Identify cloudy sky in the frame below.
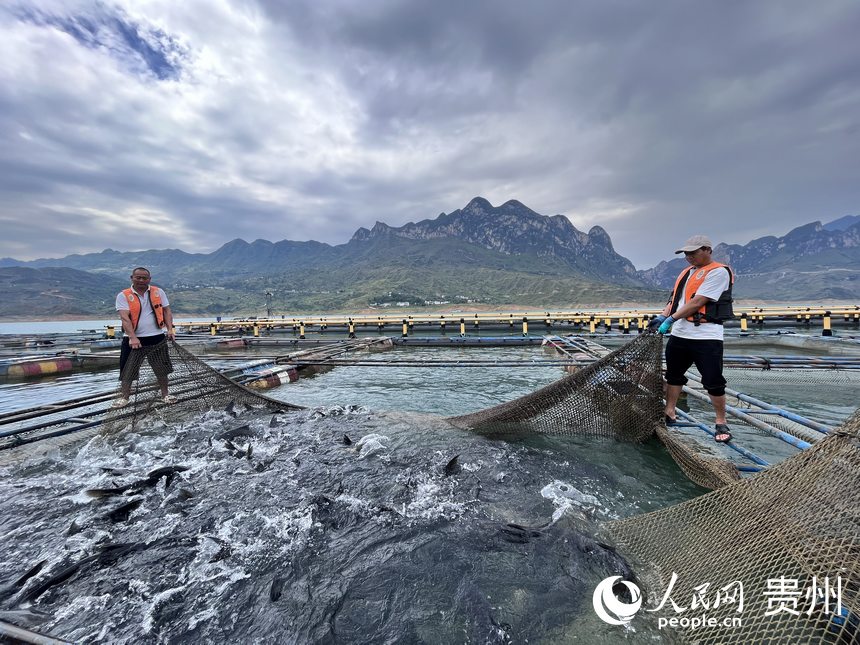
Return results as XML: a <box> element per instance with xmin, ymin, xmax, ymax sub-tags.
<box><xmin>2</xmin><ymin>0</ymin><xmax>858</xmax><ymax>268</ymax></box>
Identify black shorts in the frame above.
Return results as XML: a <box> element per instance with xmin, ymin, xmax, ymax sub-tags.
<box><xmin>664</xmin><ymin>335</ymin><xmax>726</xmax><ymax>396</ymax></box>
<box><xmin>119</xmin><ymin>335</ymin><xmax>173</xmax><ymax>383</ymax></box>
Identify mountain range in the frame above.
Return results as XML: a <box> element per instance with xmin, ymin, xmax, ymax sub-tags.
<box><xmin>1</xmin><ymin>199</ymin><xmax>857</xmax><ymax>317</ymax></box>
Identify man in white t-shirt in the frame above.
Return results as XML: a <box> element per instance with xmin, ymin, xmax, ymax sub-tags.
<box><xmin>113</xmin><ymin>267</ymin><xmax>177</xmax><ymax>407</ymax></box>
<box><xmin>649</xmin><ymin>235</ymin><xmax>735</xmax><ymax>443</ymax></box>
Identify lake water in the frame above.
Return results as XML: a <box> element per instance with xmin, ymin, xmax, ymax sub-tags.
<box><xmin>0</xmin><ymin>323</ymin><xmax>857</xmax><ymax>643</ymax></box>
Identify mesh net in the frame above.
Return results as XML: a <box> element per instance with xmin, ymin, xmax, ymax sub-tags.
<box><xmin>447</xmin><ymin>332</ymin><xmax>748</xmax><ymax>490</ymax></box>
<box><xmin>447</xmin><ymin>333</ymin><xmax>664</xmax><ymax>440</ymax></box>
<box><xmin>656</xmin><ymin>424</ymin><xmax>743</xmax><ymax>490</ymax></box>
<box><xmin>606</xmin><ymin>407</ymin><xmax>860</xmax><ymax>644</ymax></box>
<box><xmin>103</xmin><ymin>339</ymin><xmax>301</xmax><ymax>433</ymax></box>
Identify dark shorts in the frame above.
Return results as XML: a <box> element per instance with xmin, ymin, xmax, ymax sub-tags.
<box><xmin>119</xmin><ymin>335</ymin><xmax>173</xmax><ymax>383</ymax></box>
<box><xmin>664</xmin><ymin>335</ymin><xmax>727</xmax><ymax>396</ymax></box>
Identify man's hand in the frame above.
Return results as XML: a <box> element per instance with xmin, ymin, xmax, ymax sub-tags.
<box><xmin>129</xmin><ymin>336</ymin><xmax>142</xmax><ymax>349</ymax></box>
<box><xmin>647</xmin><ymin>315</ymin><xmax>667</xmax><ymax>331</ymax></box>
<box><xmin>658</xmin><ymin>317</ymin><xmax>675</xmax><ymax>335</ymax></box>
<box><xmin>167</xmin><ymin>328</ymin><xmax>176</xmax><ymax>341</ymax></box>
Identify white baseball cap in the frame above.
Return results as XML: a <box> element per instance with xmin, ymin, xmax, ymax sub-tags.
<box><xmin>675</xmin><ymin>235</ymin><xmax>713</xmax><ymax>254</ymax></box>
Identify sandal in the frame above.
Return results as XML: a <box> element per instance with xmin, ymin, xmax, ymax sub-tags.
<box><xmin>664</xmin><ymin>414</ymin><xmax>678</xmax><ymax>426</ymax></box>
<box><xmin>714</xmin><ymin>424</ymin><xmax>733</xmax><ymax>443</ymax></box>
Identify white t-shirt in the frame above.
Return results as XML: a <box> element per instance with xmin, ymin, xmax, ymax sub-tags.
<box><xmin>116</xmin><ymin>287</ymin><xmax>169</xmax><ymax>338</ymax></box>
<box><xmin>670</xmin><ymin>266</ymin><xmax>730</xmax><ymax>341</ymax></box>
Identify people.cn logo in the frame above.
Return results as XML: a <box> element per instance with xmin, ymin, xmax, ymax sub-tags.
<box><xmin>592</xmin><ymin>576</ymin><xmax>643</xmax><ymax>625</ymax></box>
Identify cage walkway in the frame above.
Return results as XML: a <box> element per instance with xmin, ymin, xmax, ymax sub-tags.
<box><xmin>0</xmin><ymin>338</ymin><xmax>390</xmax><ymax>453</ymax></box>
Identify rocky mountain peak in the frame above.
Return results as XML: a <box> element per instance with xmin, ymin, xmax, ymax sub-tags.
<box><xmin>587</xmin><ymin>226</ymin><xmax>613</xmax><ymax>249</ymax></box>
<box><xmin>370</xmin><ymin>222</ymin><xmax>392</xmax><ymax>235</ymax></box>
<box><xmin>638</xmin><ymin>218</ymin><xmax>860</xmax><ymax>294</ymax></box>
<box><xmin>345</xmin><ymin>197</ymin><xmax>641</xmax><ymax>285</ymax></box>
<box><xmin>350</xmin><ymin>227</ymin><xmax>372</xmax><ymax>242</ymax></box>
<box><xmin>464</xmin><ymin>196</ymin><xmax>493</xmax><ymax>213</ymax></box>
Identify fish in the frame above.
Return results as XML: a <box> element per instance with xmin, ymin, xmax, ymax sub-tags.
<box><xmin>84</xmin><ymin>465</ymin><xmax>189</xmax><ymax>497</ymax></box>
<box><xmin>216</xmin><ymin>425</ymin><xmax>255</xmax><ymax>441</ymax></box>
<box><xmin>147</xmin><ymin>465</ymin><xmax>190</xmax><ymax>489</ymax></box>
<box><xmin>222</xmin><ymin>439</ymin><xmax>252</xmax><ymax>459</ymax></box>
<box><xmin>252</xmin><ymin>457</ymin><xmax>276</xmax><ymax>473</ymax></box>
<box><xmin>270</xmin><ymin>576</ymin><xmax>286</xmax><ymax>602</ymax></box>
<box><xmin>103</xmin><ymin>497</ymin><xmax>144</xmax><ymax>522</ymax></box>
<box><xmin>0</xmin><ymin>559</ymin><xmax>47</xmax><ymax>601</ymax></box>
<box><xmin>225</xmin><ymin>401</ymin><xmax>238</xmax><ymax>417</ymax></box>
<box><xmin>443</xmin><ymin>455</ymin><xmax>460</xmax><ymax>476</ymax></box>
<box><xmin>99</xmin><ymin>467</ymin><xmax>131</xmax><ymax>476</ymax></box>
<box><xmin>12</xmin><ymin>560</ymin><xmax>47</xmax><ymax>588</ymax></box>
<box><xmin>21</xmin><ymin>561</ymin><xmax>84</xmax><ymax>602</ymax></box>
<box><xmin>97</xmin><ymin>542</ymin><xmax>145</xmax><ymax>561</ymax></box>
<box><xmin>499</xmin><ymin>522</ymin><xmax>544</xmax><ymax>544</ymax></box>
<box><xmin>21</xmin><ymin>541</ymin><xmax>147</xmax><ymax>602</ymax></box>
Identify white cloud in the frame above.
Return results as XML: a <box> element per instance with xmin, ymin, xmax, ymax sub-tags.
<box><xmin>1</xmin><ymin>0</ymin><xmax>858</xmax><ymax>267</ymax></box>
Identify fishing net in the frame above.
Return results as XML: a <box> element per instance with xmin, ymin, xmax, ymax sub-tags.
<box><xmin>103</xmin><ymin>339</ymin><xmax>302</xmax><ymax>433</ymax></box>
<box><xmin>446</xmin><ymin>332</ymin><xmax>749</xmax><ymax>490</ymax></box>
<box><xmin>606</xmin><ymin>407</ymin><xmax>860</xmax><ymax>644</ymax></box>
<box><xmin>655</xmin><ymin>424</ymin><xmax>743</xmax><ymax>490</ymax></box>
<box><xmin>447</xmin><ymin>333</ymin><xmax>664</xmax><ymax>440</ymax></box>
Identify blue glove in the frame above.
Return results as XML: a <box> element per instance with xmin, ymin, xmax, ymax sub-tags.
<box><xmin>658</xmin><ymin>317</ymin><xmax>675</xmax><ymax>335</ymax></box>
<box><xmin>647</xmin><ymin>315</ymin><xmax>667</xmax><ymax>331</ymax></box>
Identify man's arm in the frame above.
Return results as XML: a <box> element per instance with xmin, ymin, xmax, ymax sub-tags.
<box><xmin>119</xmin><ymin>310</ymin><xmax>141</xmax><ymax>349</ymax></box>
<box><xmin>163</xmin><ymin>305</ymin><xmax>176</xmax><ymax>340</ymax></box>
<box><xmin>668</xmin><ymin>294</ymin><xmax>712</xmax><ymax>322</ymax></box>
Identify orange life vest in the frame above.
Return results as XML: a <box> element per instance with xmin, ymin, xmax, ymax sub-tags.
<box><xmin>122</xmin><ymin>286</ymin><xmax>166</xmax><ymax>331</ymax></box>
<box><xmin>669</xmin><ymin>262</ymin><xmax>735</xmax><ymax>324</ymax></box>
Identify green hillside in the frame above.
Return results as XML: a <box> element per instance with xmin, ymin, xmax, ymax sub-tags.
<box><xmin>0</xmin><ymin>267</ymin><xmax>127</xmax><ymax>317</ymax></box>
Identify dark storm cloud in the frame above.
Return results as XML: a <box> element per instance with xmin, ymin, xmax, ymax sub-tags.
<box><xmin>254</xmin><ymin>0</ymin><xmax>860</xmax><ymax>265</ymax></box>
<box><xmin>2</xmin><ymin>0</ymin><xmax>858</xmax><ymax>267</ymax></box>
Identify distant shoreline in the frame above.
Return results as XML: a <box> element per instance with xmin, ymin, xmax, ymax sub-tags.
<box><xmin>1</xmin><ymin>299</ymin><xmax>856</xmax><ymax>324</ymax></box>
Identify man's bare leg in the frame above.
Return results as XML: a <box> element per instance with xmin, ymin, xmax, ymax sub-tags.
<box><xmin>664</xmin><ymin>384</ymin><xmax>683</xmax><ymax>422</ymax></box>
<box><xmin>710</xmin><ymin>393</ymin><xmax>732</xmax><ymax>442</ymax></box>
<box><xmin>709</xmin><ymin>393</ymin><xmax>727</xmax><ymax>425</ymax></box>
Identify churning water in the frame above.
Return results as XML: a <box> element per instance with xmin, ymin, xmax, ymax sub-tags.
<box><xmin>0</xmin><ymin>400</ymin><xmax>701</xmax><ymax>643</ymax></box>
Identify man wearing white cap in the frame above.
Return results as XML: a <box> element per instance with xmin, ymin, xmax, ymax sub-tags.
<box><xmin>648</xmin><ymin>235</ymin><xmax>735</xmax><ymax>443</ymax></box>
